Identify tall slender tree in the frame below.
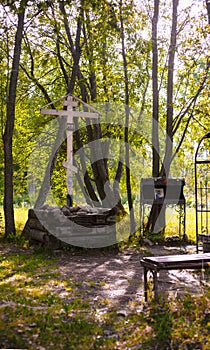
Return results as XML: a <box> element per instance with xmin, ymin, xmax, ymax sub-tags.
<box><xmin>162</xmin><ymin>0</ymin><xmax>179</xmax><ymax>177</ymax></box>
<box><xmin>119</xmin><ymin>0</ymin><xmax>135</xmax><ymax>233</ymax></box>
<box><xmin>3</xmin><ymin>0</ymin><xmax>28</xmax><ymax>236</ymax></box>
<box><xmin>152</xmin><ymin>0</ymin><xmax>160</xmax><ymax>178</ymax></box>
<box><xmin>145</xmin><ymin>0</ymin><xmax>209</xmax><ymax>234</ymax></box>
<box><xmin>206</xmin><ymin>0</ymin><xmax>210</xmax><ymax>24</ymax></box>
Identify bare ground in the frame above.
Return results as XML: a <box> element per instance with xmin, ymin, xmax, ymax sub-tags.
<box><xmin>1</xmin><ymin>242</ymin><xmax>209</xmax><ymax>313</ymax></box>
<box><xmin>51</xmin><ymin>244</ymin><xmax>209</xmax><ymax>311</ymax></box>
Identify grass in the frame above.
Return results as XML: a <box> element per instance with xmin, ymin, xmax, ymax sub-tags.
<box><xmin>0</xmin><ymin>246</ymin><xmax>102</xmax><ymax>349</ymax></box>
<box><xmin>14</xmin><ymin>207</ymin><xmax>29</xmax><ymax>232</ymax></box>
<box><xmin>0</xmin><ymin>206</ymin><xmax>210</xmax><ymax>348</ymax></box>
<box><xmin>0</xmin><ymin>241</ymin><xmax>209</xmax><ymax>349</ymax></box>
<box><xmin>0</xmin><ymin>206</ymin><xmax>28</xmax><ymax>233</ymax></box>
<box><xmin>165</xmin><ymin>207</ymin><xmax>196</xmax><ymax>241</ymax></box>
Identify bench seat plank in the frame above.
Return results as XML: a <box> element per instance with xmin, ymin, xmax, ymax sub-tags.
<box><xmin>141</xmin><ymin>253</ymin><xmax>210</xmax><ymax>270</ymax></box>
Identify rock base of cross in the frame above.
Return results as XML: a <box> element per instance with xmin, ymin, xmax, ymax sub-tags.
<box><xmin>22</xmin><ymin>204</ymin><xmax>117</xmax><ymax>249</ymax></box>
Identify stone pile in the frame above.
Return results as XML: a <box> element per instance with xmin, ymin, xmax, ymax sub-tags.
<box><xmin>23</xmin><ymin>204</ymin><xmax>117</xmax><ymax>249</ymax></box>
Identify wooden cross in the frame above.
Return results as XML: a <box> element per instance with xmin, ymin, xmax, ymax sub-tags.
<box><xmin>40</xmin><ymin>94</ymin><xmax>100</xmax><ymax>206</ymax></box>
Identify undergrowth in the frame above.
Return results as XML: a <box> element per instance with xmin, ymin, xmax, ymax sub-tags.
<box><xmin>0</xmin><ymin>206</ymin><xmax>209</xmax><ymax>348</ymax></box>
<box><xmin>0</xmin><ymin>238</ymin><xmax>209</xmax><ymax>349</ymax></box>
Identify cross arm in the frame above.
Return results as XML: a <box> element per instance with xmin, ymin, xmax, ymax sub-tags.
<box><xmin>40</xmin><ymin>109</ymin><xmax>99</xmax><ymax>119</ymax></box>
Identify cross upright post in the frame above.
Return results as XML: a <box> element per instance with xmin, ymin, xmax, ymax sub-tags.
<box><xmin>63</xmin><ymin>95</ymin><xmax>78</xmax><ymax>206</ymax></box>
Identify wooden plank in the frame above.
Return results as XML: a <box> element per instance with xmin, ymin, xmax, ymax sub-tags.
<box><xmin>62</xmin><ymin>100</ymin><xmax>78</xmax><ymax>107</ymax></box>
<box><xmin>40</xmin><ymin>109</ymin><xmax>99</xmax><ymax>118</ymax></box>
<box><xmin>141</xmin><ymin>261</ymin><xmax>210</xmax><ymax>271</ymax></box>
<box><xmin>141</xmin><ymin>253</ymin><xmax>210</xmax><ymax>271</ymax></box>
<box><xmin>40</xmin><ymin>109</ymin><xmax>70</xmax><ymax>116</ymax></box>
<box><xmin>30</xmin><ymin>229</ymin><xmax>48</xmax><ymax>242</ymax></box>
<box><xmin>143</xmin><ymin>253</ymin><xmax>210</xmax><ymax>264</ymax></box>
<box><xmin>62</xmin><ymin>160</ymin><xmax>78</xmax><ymax>173</ymax></box>
<box><xmin>28</xmin><ymin>218</ymin><xmax>47</xmax><ymax>231</ymax></box>
<box><xmin>140</xmin><ymin>253</ymin><xmax>210</xmax><ymax>270</ymax></box>
<box><xmin>71</xmin><ymin>95</ymin><xmax>102</xmax><ymax>115</ymax></box>
<box><xmin>71</xmin><ymin>111</ymin><xmax>99</xmax><ymax>118</ymax></box>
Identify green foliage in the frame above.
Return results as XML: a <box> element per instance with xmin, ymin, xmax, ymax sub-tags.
<box><xmin>141</xmin><ymin>292</ymin><xmax>210</xmax><ymax>349</ymax></box>
<box><xmin>0</xmin><ymin>0</ymin><xmax>209</xmax><ymax>235</ymax></box>
<box><xmin>146</xmin><ymin>300</ymin><xmax>173</xmax><ymax>346</ymax></box>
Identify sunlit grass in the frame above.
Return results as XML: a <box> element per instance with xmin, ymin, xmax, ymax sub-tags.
<box><xmin>14</xmin><ymin>207</ymin><xmax>29</xmax><ymax>231</ymax></box>
<box><xmin>165</xmin><ymin>207</ymin><xmax>196</xmax><ymax>241</ymax></box>
<box><xmin>0</xmin><ymin>246</ymin><xmax>105</xmax><ymax>349</ymax></box>
<box><xmin>166</xmin><ymin>207</ymin><xmax>210</xmax><ymax>242</ymax></box>
<box><xmin>0</xmin><ymin>206</ymin><xmax>29</xmax><ymax>236</ymax></box>
<box><xmin>0</xmin><ymin>240</ymin><xmax>209</xmax><ymax>349</ymax></box>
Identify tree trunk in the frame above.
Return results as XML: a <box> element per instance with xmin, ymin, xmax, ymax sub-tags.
<box><xmin>145</xmin><ymin>202</ymin><xmax>166</xmax><ymax>233</ymax></box>
<box><xmin>206</xmin><ymin>0</ymin><xmax>210</xmax><ymax>25</ymax></box>
<box><xmin>120</xmin><ymin>0</ymin><xmax>136</xmax><ymax>234</ymax></box>
<box><xmin>3</xmin><ymin>0</ymin><xmax>27</xmax><ymax>236</ymax></box>
<box><xmin>145</xmin><ymin>0</ymin><xmax>160</xmax><ymax>234</ymax></box>
<box><xmin>34</xmin><ymin>118</ymin><xmax>66</xmax><ymax>208</ymax></box>
<box><xmin>205</xmin><ymin>0</ymin><xmax>210</xmax><ymax>69</ymax></box>
<box><xmin>152</xmin><ymin>0</ymin><xmax>160</xmax><ymax>177</ymax></box>
<box><xmin>161</xmin><ymin>0</ymin><xmax>178</xmax><ymax>177</ymax></box>
<box><xmin>145</xmin><ymin>0</ymin><xmax>179</xmax><ymax>235</ymax></box>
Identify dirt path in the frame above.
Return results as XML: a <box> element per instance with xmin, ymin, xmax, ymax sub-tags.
<box><xmin>52</xmin><ymin>244</ymin><xmax>208</xmax><ymax>311</ymax></box>
<box><xmin>1</xmin><ymin>242</ymin><xmax>208</xmax><ymax>312</ymax></box>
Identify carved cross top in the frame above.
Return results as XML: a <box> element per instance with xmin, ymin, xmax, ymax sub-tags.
<box><xmin>40</xmin><ymin>94</ymin><xmax>100</xmax><ymax>204</ymax></box>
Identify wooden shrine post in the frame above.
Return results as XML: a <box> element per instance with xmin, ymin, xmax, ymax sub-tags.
<box><xmin>40</xmin><ymin>94</ymin><xmax>100</xmax><ymax>206</ymax></box>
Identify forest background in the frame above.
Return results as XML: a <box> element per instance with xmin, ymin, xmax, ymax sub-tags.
<box><xmin>0</xmin><ymin>0</ymin><xmax>209</xmax><ymax>240</ymax></box>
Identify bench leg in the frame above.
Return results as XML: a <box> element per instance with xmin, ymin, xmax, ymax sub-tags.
<box><xmin>152</xmin><ymin>270</ymin><xmax>158</xmax><ymax>300</ymax></box>
<box><xmin>143</xmin><ymin>268</ymin><xmax>159</xmax><ymax>301</ymax></box>
<box><xmin>144</xmin><ymin>267</ymin><xmax>148</xmax><ymax>302</ymax></box>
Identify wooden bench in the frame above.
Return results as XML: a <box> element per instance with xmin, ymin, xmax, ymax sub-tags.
<box><xmin>140</xmin><ymin>253</ymin><xmax>210</xmax><ymax>301</ymax></box>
